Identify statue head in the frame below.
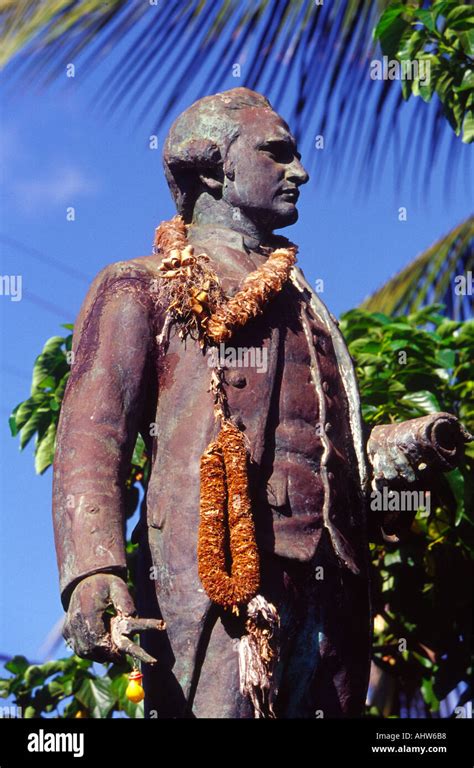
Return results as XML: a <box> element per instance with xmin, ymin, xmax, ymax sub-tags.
<box><xmin>163</xmin><ymin>87</ymin><xmax>309</xmax><ymax>233</ymax></box>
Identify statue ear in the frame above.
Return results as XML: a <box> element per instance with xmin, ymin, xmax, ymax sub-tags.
<box><xmin>197</xmin><ymin>170</ymin><xmax>223</xmax><ymax>193</ymax></box>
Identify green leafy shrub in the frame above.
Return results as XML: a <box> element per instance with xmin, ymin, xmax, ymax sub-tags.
<box><xmin>374</xmin><ymin>1</ymin><xmax>474</xmax><ymax>143</ymax></box>
<box><xmin>0</xmin><ymin>655</ymin><xmax>143</xmax><ymax>719</ymax></box>
<box><xmin>340</xmin><ymin>305</ymin><xmax>473</xmax><ymax>716</ymax></box>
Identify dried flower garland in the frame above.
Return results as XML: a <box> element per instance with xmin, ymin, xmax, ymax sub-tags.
<box><xmin>154</xmin><ymin>215</ymin><xmax>297</xmax><ymax>345</ymax></box>
<box><xmin>153</xmin><ymin>216</ymin><xmax>224</xmax><ymax>344</ymax></box>
<box><xmin>154</xmin><ymin>216</ymin><xmax>296</xmax><ymax>611</ymax></box>
<box><xmin>198</xmin><ymin>421</ymin><xmax>260</xmax><ymax>610</ymax></box>
<box><xmin>206</xmin><ymin>246</ymin><xmax>297</xmax><ymax>342</ymax></box>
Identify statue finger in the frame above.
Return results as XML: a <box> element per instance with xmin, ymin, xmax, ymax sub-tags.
<box><xmin>110</xmin><ymin>615</ymin><xmax>166</xmax><ymax>664</ymax></box>
<box><xmin>114</xmin><ymin>616</ymin><xmax>166</xmax><ymax>634</ymax></box>
<box><xmin>111</xmin><ymin>633</ymin><xmax>157</xmax><ymax>665</ymax></box>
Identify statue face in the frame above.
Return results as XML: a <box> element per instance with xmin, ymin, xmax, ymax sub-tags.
<box><xmin>222</xmin><ymin>108</ymin><xmax>309</xmax><ymax>230</ymax></box>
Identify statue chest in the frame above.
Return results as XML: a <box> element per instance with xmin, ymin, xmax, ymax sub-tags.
<box><xmin>247</xmin><ymin>289</ymin><xmax>363</xmax><ymax>560</ymax></box>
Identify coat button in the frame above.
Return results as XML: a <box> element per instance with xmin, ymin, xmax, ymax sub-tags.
<box><xmin>325</xmin><ymin>423</ymin><xmax>332</xmax><ymax>433</ymax></box>
<box><xmin>227</xmin><ymin>370</ymin><xmax>247</xmax><ymax>388</ymax></box>
<box><xmin>313</xmin><ymin>334</ymin><xmax>327</xmax><ymax>354</ymax></box>
<box><xmin>327</xmin><ymin>471</ymin><xmax>335</xmax><ymax>481</ymax></box>
<box><xmin>322</xmin><ymin>381</ymin><xmax>329</xmax><ymax>394</ymax></box>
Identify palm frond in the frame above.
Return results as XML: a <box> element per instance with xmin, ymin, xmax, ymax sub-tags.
<box><xmin>0</xmin><ymin>1</ymin><xmax>470</xmax><ymax>195</ymax></box>
<box><xmin>361</xmin><ymin>216</ymin><xmax>474</xmax><ymax>320</ymax></box>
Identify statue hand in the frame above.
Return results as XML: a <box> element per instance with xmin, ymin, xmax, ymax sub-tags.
<box><xmin>64</xmin><ymin>574</ymin><xmax>165</xmax><ymax>664</ymax></box>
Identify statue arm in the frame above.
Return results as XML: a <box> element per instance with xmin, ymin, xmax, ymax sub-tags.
<box><xmin>53</xmin><ymin>267</ymin><xmax>157</xmax><ymax>610</ymax></box>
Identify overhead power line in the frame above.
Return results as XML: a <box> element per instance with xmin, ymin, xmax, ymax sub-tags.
<box><xmin>0</xmin><ymin>234</ymin><xmax>91</xmax><ymax>284</ymax></box>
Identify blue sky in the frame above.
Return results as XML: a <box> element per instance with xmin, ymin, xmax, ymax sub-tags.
<box><xmin>0</xmin><ymin>22</ymin><xmax>473</xmax><ymax>666</ymax></box>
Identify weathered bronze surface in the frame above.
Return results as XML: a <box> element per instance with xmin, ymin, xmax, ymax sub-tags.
<box><xmin>53</xmin><ymin>87</ymin><xmax>470</xmax><ymax>718</ymax></box>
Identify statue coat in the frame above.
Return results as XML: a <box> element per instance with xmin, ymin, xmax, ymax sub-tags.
<box><xmin>53</xmin><ymin>224</ymin><xmax>374</xmax><ymax>718</ymax></box>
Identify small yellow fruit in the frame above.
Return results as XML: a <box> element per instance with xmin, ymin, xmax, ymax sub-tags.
<box><xmin>126</xmin><ymin>670</ymin><xmax>145</xmax><ymax>703</ymax></box>
<box><xmin>126</xmin><ymin>680</ymin><xmax>145</xmax><ymax>703</ymax></box>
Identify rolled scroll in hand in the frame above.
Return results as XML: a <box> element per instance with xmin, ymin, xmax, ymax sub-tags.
<box><xmin>368</xmin><ymin>412</ymin><xmax>472</xmax><ymax>484</ymax></box>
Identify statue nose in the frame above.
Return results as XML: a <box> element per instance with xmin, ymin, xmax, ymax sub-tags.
<box><xmin>288</xmin><ymin>159</ymin><xmax>309</xmax><ymax>186</ymax></box>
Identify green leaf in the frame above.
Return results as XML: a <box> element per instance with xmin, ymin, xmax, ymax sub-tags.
<box><xmin>31</xmin><ymin>336</ymin><xmax>67</xmax><ymax>394</ymax></box>
<box><xmin>414</xmin><ymin>8</ymin><xmax>436</xmax><ymax>34</ymax></box>
<box><xmin>445</xmin><ymin>5</ymin><xmax>474</xmax><ymax>31</ymax></box>
<box><xmin>413</xmin><ymin>651</ymin><xmax>434</xmax><ymax>670</ymax></box>
<box><xmin>388</xmin><ymin>339</ymin><xmax>411</xmax><ymax>352</ymax></box>
<box><xmin>54</xmin><ymin>373</ymin><xmax>69</xmax><ymax>401</ymax></box>
<box><xmin>9</xmin><ymin>410</ymin><xmax>19</xmax><ymax>437</ymax></box>
<box><xmin>370</xmin><ymin>312</ymin><xmax>392</xmax><ymax>326</ymax></box>
<box><xmin>13</xmin><ymin>395</ymin><xmax>45</xmax><ymax>431</ymax></box>
<box><xmin>400</xmin><ymin>390</ymin><xmax>441</xmax><ymax>414</ymax></box>
<box><xmin>454</xmin><ymin>69</ymin><xmax>474</xmax><ymax>93</ymax></box>
<box><xmin>398</xmin><ymin>28</ymin><xmax>428</xmax><ymax>61</ymax></box>
<box><xmin>373</xmin><ymin>3</ymin><xmax>407</xmax><ymax>41</ymax></box>
<box><xmin>19</xmin><ymin>409</ymin><xmax>48</xmax><ymax>450</ymax></box>
<box><xmin>462</xmin><ymin>109</ymin><xmax>474</xmax><ymax>142</ymax></box>
<box><xmin>374</xmin><ymin>5</ymin><xmax>411</xmax><ymax>60</ymax></box>
<box><xmin>446</xmin><ymin>468</ymin><xmax>466</xmax><ymax>526</ymax></box>
<box><xmin>4</xmin><ymin>655</ymin><xmax>29</xmax><ymax>675</ymax></box>
<box><xmin>131</xmin><ymin>434</ymin><xmax>147</xmax><ymax>468</ymax></box>
<box><xmin>436</xmin><ymin>348</ymin><xmax>456</xmax><ymax>369</ymax></box>
<box><xmin>24</xmin><ymin>660</ymin><xmax>66</xmax><ymax>688</ymax></box>
<box><xmin>388</xmin><ymin>380</ymin><xmax>406</xmax><ymax>394</ymax></box>
<box><xmin>432</xmin><ymin>1</ymin><xmax>458</xmax><ymax>21</ymax></box>
<box><xmin>458</xmin><ymin>29</ymin><xmax>474</xmax><ymax>56</ymax></box>
<box><xmin>421</xmin><ymin>677</ymin><xmax>440</xmax><ymax>711</ymax></box>
<box><xmin>384</xmin><ymin>551</ymin><xmax>402</xmax><ymax>566</ymax></box>
<box><xmin>37</xmin><ymin>375</ymin><xmax>56</xmax><ymax>390</ymax></box>
<box><xmin>76</xmin><ymin>677</ymin><xmax>116</xmax><ymax>719</ymax></box>
<box><xmin>35</xmin><ymin>421</ymin><xmax>57</xmax><ymax>475</ymax></box>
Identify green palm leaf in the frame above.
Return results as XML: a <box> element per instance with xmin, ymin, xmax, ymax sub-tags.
<box><xmin>361</xmin><ymin>216</ymin><xmax>474</xmax><ymax>319</ymax></box>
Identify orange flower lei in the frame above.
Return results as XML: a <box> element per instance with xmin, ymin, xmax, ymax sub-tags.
<box><xmin>154</xmin><ymin>215</ymin><xmax>297</xmax><ymax>611</ymax></box>
<box><xmin>154</xmin><ymin>215</ymin><xmax>297</xmax><ymax>345</ymax></box>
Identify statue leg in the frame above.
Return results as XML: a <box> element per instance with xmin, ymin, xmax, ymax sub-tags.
<box><xmin>271</xmin><ymin>533</ymin><xmax>371</xmax><ymax>718</ymax></box>
<box><xmin>136</xmin><ymin>525</ymin><xmax>370</xmax><ymax>718</ymax></box>
<box><xmin>136</xmin><ymin>524</ymin><xmax>253</xmax><ymax>718</ymax></box>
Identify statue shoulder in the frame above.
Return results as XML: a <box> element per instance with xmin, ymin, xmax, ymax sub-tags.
<box><xmin>92</xmin><ymin>254</ymin><xmax>162</xmax><ymax>291</ymax></box>
<box><xmin>74</xmin><ymin>255</ymin><xmax>166</xmax><ymax>341</ymax></box>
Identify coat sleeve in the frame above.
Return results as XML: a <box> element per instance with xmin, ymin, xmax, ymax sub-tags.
<box><xmin>52</xmin><ymin>265</ymin><xmax>158</xmax><ymax>609</ymax></box>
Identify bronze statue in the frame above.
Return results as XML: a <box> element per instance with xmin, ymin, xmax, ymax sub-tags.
<box><xmin>53</xmin><ymin>87</ymin><xmax>470</xmax><ymax>718</ymax></box>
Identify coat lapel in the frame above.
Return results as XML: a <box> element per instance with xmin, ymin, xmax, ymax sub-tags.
<box><xmin>290</xmin><ymin>267</ymin><xmax>369</xmax><ymax>495</ymax></box>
